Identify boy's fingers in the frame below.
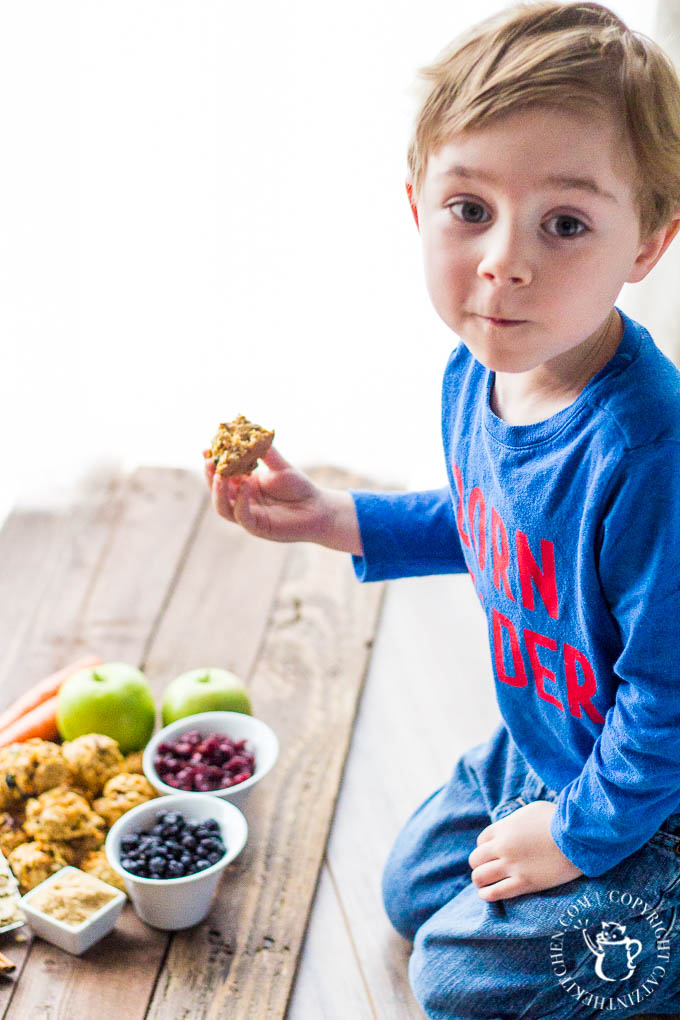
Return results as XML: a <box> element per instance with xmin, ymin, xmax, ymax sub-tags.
<box><xmin>212</xmin><ymin>473</ymin><xmax>236</xmax><ymax>522</ymax></box>
<box><xmin>204</xmin><ymin>451</ymin><xmax>216</xmax><ymax>488</ymax></box>
<box><xmin>470</xmin><ymin>859</ymin><xmax>508</xmax><ymax>889</ymax></box>
<box><xmin>468</xmin><ymin>843</ymin><xmax>495</xmax><ymax>869</ymax></box>
<box><xmin>232</xmin><ymin>478</ymin><xmax>257</xmax><ymax>533</ymax></box>
<box><xmin>261</xmin><ymin>446</ymin><xmax>290</xmax><ymax>472</ymax></box>
<box><xmin>477</xmin><ymin>876</ymin><xmax>521</xmax><ymax>902</ymax></box>
<box><xmin>475</xmin><ymin>825</ymin><xmax>494</xmax><ymax>845</ymax></box>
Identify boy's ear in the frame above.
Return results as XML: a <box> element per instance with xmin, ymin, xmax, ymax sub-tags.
<box><xmin>405</xmin><ymin>179</ymin><xmax>420</xmax><ymax>231</ymax></box>
<box><xmin>627</xmin><ymin>213</ymin><xmax>680</xmax><ymax>283</ymax></box>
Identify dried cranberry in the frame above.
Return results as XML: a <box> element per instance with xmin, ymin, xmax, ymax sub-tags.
<box><xmin>231</xmin><ymin>772</ymin><xmax>251</xmax><ymax>785</ymax></box>
<box><xmin>154</xmin><ymin>729</ymin><xmax>256</xmax><ymax>791</ymax></box>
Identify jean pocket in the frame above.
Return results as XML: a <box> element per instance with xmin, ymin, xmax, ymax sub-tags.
<box><xmin>490</xmin><ymin>795</ymin><xmax>527</xmax><ymax>823</ymax></box>
<box><xmin>582</xmin><ymin>830</ymin><xmax>680</xmax><ymax>926</ymax></box>
<box><xmin>490</xmin><ymin>780</ymin><xmax>558</xmax><ymax>823</ymax></box>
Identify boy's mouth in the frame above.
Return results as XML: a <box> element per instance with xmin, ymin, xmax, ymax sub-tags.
<box><xmin>479</xmin><ymin>315</ymin><xmax>527</xmax><ymax>327</ymax></box>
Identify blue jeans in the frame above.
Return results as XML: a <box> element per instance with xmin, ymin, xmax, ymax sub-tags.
<box><xmin>382</xmin><ymin>722</ymin><xmax>680</xmax><ymax>1019</ymax></box>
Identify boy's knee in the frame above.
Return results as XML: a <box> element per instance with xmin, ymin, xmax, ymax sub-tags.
<box><xmin>381</xmin><ymin>842</ymin><xmax>421</xmax><ymax>941</ymax></box>
<box><xmin>409</xmin><ymin>933</ymin><xmax>468</xmax><ymax>1020</ymax></box>
<box><xmin>409</xmin><ymin>926</ymin><xmax>530</xmax><ymax>1020</ymax></box>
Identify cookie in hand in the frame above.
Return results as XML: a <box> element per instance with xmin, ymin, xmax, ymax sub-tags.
<box><xmin>209</xmin><ymin>415</ymin><xmax>275</xmax><ymax>476</ymax></box>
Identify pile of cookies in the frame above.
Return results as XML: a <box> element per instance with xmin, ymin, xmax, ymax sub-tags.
<box><xmin>0</xmin><ymin>735</ymin><xmax>157</xmax><ymax>894</ymax></box>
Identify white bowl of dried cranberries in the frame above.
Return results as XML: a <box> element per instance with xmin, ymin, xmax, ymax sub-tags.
<box><xmin>142</xmin><ymin>711</ymin><xmax>279</xmax><ymax>808</ymax></box>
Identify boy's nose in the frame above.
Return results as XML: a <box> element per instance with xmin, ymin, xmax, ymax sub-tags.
<box><xmin>476</xmin><ymin>227</ymin><xmax>532</xmax><ymax>286</ymax></box>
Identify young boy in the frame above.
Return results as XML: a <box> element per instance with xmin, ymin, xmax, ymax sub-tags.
<box><xmin>205</xmin><ymin>3</ymin><xmax>680</xmax><ymax>1016</ymax></box>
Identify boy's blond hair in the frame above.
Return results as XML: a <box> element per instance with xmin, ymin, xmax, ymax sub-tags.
<box><xmin>408</xmin><ymin>1</ymin><xmax>680</xmax><ymax>239</ymax></box>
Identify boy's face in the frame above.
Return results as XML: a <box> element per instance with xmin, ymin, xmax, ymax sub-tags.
<box><xmin>413</xmin><ymin>105</ymin><xmax>663</xmax><ymax>376</ymax></box>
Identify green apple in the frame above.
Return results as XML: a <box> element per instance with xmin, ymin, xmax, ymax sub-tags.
<box><xmin>161</xmin><ymin>667</ymin><xmax>252</xmax><ymax>725</ymax></box>
<box><xmin>56</xmin><ymin>662</ymin><xmax>156</xmax><ymax>754</ymax></box>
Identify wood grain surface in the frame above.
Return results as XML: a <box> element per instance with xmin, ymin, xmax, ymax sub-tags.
<box><xmin>0</xmin><ymin>466</ymin><xmax>384</xmax><ymax>1020</ymax></box>
<box><xmin>145</xmin><ymin>503</ymin><xmax>384</xmax><ymax>1019</ymax></box>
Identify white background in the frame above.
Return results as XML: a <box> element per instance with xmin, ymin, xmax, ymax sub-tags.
<box><xmin>1</xmin><ymin>0</ymin><xmax>669</xmax><ymax>526</ymax></box>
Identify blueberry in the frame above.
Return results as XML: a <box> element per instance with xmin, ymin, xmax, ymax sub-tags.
<box><xmin>119</xmin><ymin>811</ymin><xmax>230</xmax><ymax>879</ymax></box>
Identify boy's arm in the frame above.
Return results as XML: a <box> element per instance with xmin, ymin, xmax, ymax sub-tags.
<box><xmin>206</xmin><ymin>447</ymin><xmax>362</xmax><ymax>553</ymax></box>
<box><xmin>549</xmin><ymin>442</ymin><xmax>680</xmax><ymax>877</ymax></box>
<box><xmin>206</xmin><ymin>449</ymin><xmax>469</xmax><ymax>577</ymax></box>
<box><xmin>350</xmin><ymin>487</ymin><xmax>469</xmax><ymax>581</ymax></box>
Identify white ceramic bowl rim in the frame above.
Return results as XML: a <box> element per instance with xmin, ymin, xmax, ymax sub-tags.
<box><xmin>22</xmin><ymin>866</ymin><xmax>126</xmax><ymax>931</ymax></box>
<box><xmin>142</xmin><ymin>711</ymin><xmax>278</xmax><ymax>797</ymax></box>
<box><xmin>106</xmin><ymin>793</ymin><xmax>247</xmax><ymax>887</ymax></box>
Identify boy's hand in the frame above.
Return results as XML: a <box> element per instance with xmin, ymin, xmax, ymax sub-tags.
<box><xmin>468</xmin><ymin>800</ymin><xmax>583</xmax><ymax>902</ymax></box>
<box><xmin>203</xmin><ymin>447</ymin><xmax>363</xmax><ymax>554</ymax></box>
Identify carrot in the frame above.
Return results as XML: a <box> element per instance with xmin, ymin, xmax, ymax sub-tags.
<box><xmin>0</xmin><ymin>695</ymin><xmax>60</xmax><ymax>747</ymax></box>
<box><xmin>0</xmin><ymin>654</ymin><xmax>101</xmax><ymax>734</ymax></box>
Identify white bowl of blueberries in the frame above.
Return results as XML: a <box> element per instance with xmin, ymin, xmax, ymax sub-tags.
<box><xmin>105</xmin><ymin>793</ymin><xmax>247</xmax><ymax>930</ymax></box>
<box><xmin>142</xmin><ymin>711</ymin><xmax>279</xmax><ymax>809</ymax></box>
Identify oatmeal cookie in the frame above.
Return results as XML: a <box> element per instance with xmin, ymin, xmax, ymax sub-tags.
<box><xmin>24</xmin><ymin>787</ymin><xmax>106</xmax><ymax>845</ymax></box>
<box><xmin>47</xmin><ymin>836</ymin><xmax>105</xmax><ymax>867</ymax></box>
<box><xmin>8</xmin><ymin>841</ymin><xmax>69</xmax><ymax>893</ymax></box>
<box><xmin>209</xmin><ymin>415</ymin><xmax>275</xmax><ymax>476</ymax></box>
<box><xmin>79</xmin><ymin>849</ymin><xmax>126</xmax><ymax>894</ymax></box>
<box><xmin>61</xmin><ymin>733</ymin><xmax>125</xmax><ymax>797</ymax></box>
<box><xmin>93</xmin><ymin>773</ymin><xmax>157</xmax><ymax>828</ymax></box>
<box><xmin>0</xmin><ymin>740</ymin><xmax>70</xmax><ymax>800</ymax></box>
<box><xmin>0</xmin><ymin>811</ymin><xmax>28</xmax><ymax>857</ymax></box>
<box><xmin>120</xmin><ymin>750</ymin><xmax>144</xmax><ymax>775</ymax></box>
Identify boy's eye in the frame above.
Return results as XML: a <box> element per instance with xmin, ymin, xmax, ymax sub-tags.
<box><xmin>544</xmin><ymin>214</ymin><xmax>587</xmax><ymax>238</ymax></box>
<box><xmin>448</xmin><ymin>200</ymin><xmax>490</xmax><ymax>224</ymax></box>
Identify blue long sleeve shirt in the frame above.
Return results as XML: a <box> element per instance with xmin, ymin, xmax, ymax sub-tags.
<box><xmin>351</xmin><ymin>309</ymin><xmax>680</xmax><ymax>877</ymax></box>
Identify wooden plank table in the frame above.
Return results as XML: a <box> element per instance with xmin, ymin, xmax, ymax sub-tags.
<box><xmin>0</xmin><ymin>465</ymin><xmax>385</xmax><ymax>1019</ymax></box>
<box><xmin>4</xmin><ymin>467</ymin><xmax>673</xmax><ymax>1020</ymax></box>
